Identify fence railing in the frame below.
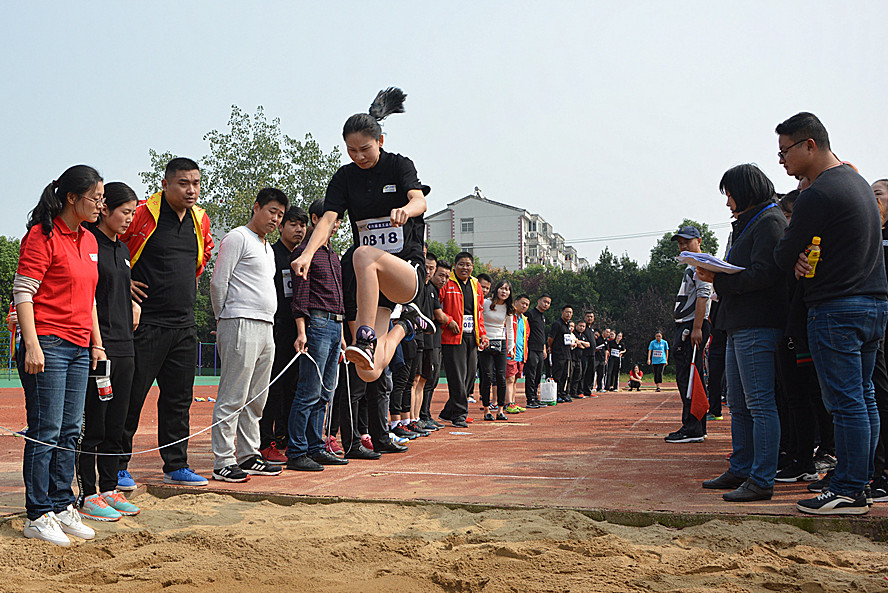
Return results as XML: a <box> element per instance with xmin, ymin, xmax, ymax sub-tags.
<box><xmin>1</xmin><ymin>332</ymin><xmax>222</xmax><ymax>379</ymax></box>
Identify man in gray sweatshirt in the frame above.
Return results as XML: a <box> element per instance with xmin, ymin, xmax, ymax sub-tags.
<box><xmin>209</xmin><ymin>188</ymin><xmax>289</xmax><ymax>482</ymax></box>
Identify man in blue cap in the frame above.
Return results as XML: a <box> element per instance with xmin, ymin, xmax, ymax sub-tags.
<box><xmin>665</xmin><ymin>225</ymin><xmax>711</xmax><ymax>443</ymax></box>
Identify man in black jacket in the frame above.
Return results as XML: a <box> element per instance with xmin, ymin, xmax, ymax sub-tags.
<box><xmin>773</xmin><ymin>112</ymin><xmax>888</xmax><ymax>515</ymax></box>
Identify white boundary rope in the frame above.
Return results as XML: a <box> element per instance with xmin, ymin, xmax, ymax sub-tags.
<box><xmin>0</xmin><ymin>350</ymin><xmax>341</xmax><ymax>456</ymax></box>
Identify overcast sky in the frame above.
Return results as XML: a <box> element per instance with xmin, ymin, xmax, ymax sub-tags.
<box><xmin>2</xmin><ymin>1</ymin><xmax>886</xmax><ymax>264</ymax></box>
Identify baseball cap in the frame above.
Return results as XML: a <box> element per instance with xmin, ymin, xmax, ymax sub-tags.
<box><xmin>671</xmin><ymin>225</ymin><xmax>701</xmax><ymax>241</ymax></box>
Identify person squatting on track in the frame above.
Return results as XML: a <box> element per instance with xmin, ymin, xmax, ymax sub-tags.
<box><xmin>76</xmin><ymin>182</ymin><xmax>142</xmax><ymax>521</ymax></box>
<box><xmin>209</xmin><ymin>188</ymin><xmax>288</xmax><ymax>483</ymax></box>
<box><xmin>291</xmin><ymin>87</ymin><xmax>435</xmax><ymax>384</ymax></box>
<box><xmin>16</xmin><ymin>165</ymin><xmax>106</xmax><ymax>546</ymax></box>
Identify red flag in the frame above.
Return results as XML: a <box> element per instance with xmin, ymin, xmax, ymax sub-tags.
<box><xmin>688</xmin><ymin>345</ymin><xmax>709</xmax><ymax>420</ymax></box>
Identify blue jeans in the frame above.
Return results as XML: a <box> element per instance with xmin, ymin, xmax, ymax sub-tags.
<box><xmin>288</xmin><ymin>315</ymin><xmax>341</xmax><ymax>457</ymax></box>
<box><xmin>807</xmin><ymin>296</ymin><xmax>888</xmax><ymax>497</ymax></box>
<box><xmin>20</xmin><ymin>336</ymin><xmax>89</xmax><ymax>520</ymax></box>
<box><xmin>726</xmin><ymin>327</ymin><xmax>781</xmax><ymax>488</ymax></box>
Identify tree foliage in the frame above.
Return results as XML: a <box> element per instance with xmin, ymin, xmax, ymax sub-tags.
<box><xmin>0</xmin><ymin>236</ymin><xmax>21</xmax><ymax>318</ymax></box>
<box><xmin>139</xmin><ymin>105</ymin><xmax>345</xmax><ymax>343</ymax></box>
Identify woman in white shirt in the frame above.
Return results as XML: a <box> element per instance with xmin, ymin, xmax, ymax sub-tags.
<box><xmin>479</xmin><ymin>279</ymin><xmax>515</xmax><ymax>420</ymax></box>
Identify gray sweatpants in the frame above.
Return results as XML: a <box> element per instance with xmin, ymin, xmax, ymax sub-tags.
<box><xmin>212</xmin><ymin>318</ymin><xmax>275</xmax><ymax>468</ymax></box>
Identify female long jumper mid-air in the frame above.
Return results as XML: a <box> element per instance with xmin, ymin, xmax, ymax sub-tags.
<box><xmin>291</xmin><ymin>87</ymin><xmax>434</xmax><ymax>381</ymax></box>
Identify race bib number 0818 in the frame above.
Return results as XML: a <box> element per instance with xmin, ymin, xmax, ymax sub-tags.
<box><xmin>356</xmin><ymin>216</ymin><xmax>404</xmax><ymax>254</ymax></box>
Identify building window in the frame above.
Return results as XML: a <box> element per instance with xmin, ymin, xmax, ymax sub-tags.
<box><xmin>529</xmin><ymin>221</ymin><xmax>537</xmax><ymax>232</ymax></box>
<box><xmin>461</xmin><ymin>218</ymin><xmax>474</xmax><ymax>233</ymax></box>
<box><xmin>529</xmin><ymin>246</ymin><xmax>537</xmax><ymax>257</ymax></box>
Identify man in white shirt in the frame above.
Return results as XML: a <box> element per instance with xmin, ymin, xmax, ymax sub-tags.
<box><xmin>209</xmin><ymin>188</ymin><xmax>289</xmax><ymax>482</ymax></box>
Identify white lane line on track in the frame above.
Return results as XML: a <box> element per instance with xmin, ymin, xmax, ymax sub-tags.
<box><xmin>375</xmin><ymin>471</ymin><xmax>578</xmax><ymax>481</ymax></box>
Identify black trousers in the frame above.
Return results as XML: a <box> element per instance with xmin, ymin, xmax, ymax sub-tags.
<box><xmin>420</xmin><ymin>347</ymin><xmax>441</xmax><ymax>421</ymax></box>
<box><xmin>524</xmin><ymin>349</ymin><xmax>544</xmax><ymax>403</ymax></box>
<box><xmin>122</xmin><ymin>324</ymin><xmax>197</xmax><ymax>474</ymax></box>
<box><xmin>76</xmin><ymin>355</ymin><xmax>134</xmax><ymax>498</ymax></box>
<box><xmin>775</xmin><ymin>335</ymin><xmax>821</xmax><ymax>465</ymax></box>
<box><xmin>606</xmin><ymin>357</ymin><xmax>622</xmax><ymax>390</ymax></box>
<box><xmin>569</xmin><ymin>357</ymin><xmax>584</xmax><ymax>396</ymax></box>
<box><xmin>580</xmin><ymin>357</ymin><xmax>594</xmax><ymax>395</ymax></box>
<box><xmin>593</xmin><ymin>359</ymin><xmax>607</xmax><ymax>391</ymax></box>
<box><xmin>479</xmin><ymin>341</ymin><xmax>507</xmax><ymax>408</ymax></box>
<box><xmin>441</xmin><ymin>334</ymin><xmax>477</xmax><ymax>423</ymax></box>
<box><xmin>870</xmin><ymin>331</ymin><xmax>888</xmax><ymax>478</ymax></box>
<box><xmin>338</xmin><ymin>362</ymin><xmax>392</xmax><ymax>451</ymax></box>
<box><xmin>707</xmin><ymin>328</ymin><xmax>727</xmax><ymax>416</ymax></box>
<box><xmin>673</xmin><ymin>320</ymin><xmax>709</xmax><ymax>437</ymax></box>
<box><xmin>551</xmin><ymin>356</ymin><xmax>571</xmax><ymax>398</ymax></box>
<box><xmin>390</xmin><ymin>341</ymin><xmax>418</xmax><ymax>416</ymax></box>
<box><xmin>259</xmin><ymin>330</ymin><xmax>299</xmax><ymax>450</ymax></box>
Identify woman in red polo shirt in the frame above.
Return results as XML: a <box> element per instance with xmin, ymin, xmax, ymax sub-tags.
<box><xmin>14</xmin><ymin>165</ymin><xmax>106</xmax><ymax>547</ymax></box>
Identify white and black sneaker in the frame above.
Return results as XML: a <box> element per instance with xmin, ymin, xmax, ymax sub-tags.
<box><xmin>239</xmin><ymin>454</ymin><xmax>283</xmax><ymax>476</ymax></box>
<box><xmin>664</xmin><ymin>428</ymin><xmax>704</xmax><ymax>443</ymax></box>
<box><xmin>394</xmin><ymin>302</ymin><xmax>435</xmax><ymax>335</ymax></box>
<box><xmin>213</xmin><ymin>464</ymin><xmax>250</xmax><ymax>483</ymax></box>
<box><xmin>774</xmin><ymin>462</ymin><xmax>819</xmax><ymax>483</ymax></box>
<box><xmin>797</xmin><ymin>489</ymin><xmax>869</xmax><ymax>515</ymax></box>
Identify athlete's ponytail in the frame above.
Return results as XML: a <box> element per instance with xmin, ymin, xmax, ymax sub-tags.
<box><xmin>28</xmin><ymin>165</ymin><xmax>103</xmax><ymax>236</ymax></box>
<box><xmin>343</xmin><ymin>87</ymin><xmax>407</xmax><ymax>140</ymax></box>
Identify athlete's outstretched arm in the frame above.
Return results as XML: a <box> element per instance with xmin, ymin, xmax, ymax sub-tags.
<box><xmin>292</xmin><ymin>211</ymin><xmax>338</xmax><ymax>279</ymax></box>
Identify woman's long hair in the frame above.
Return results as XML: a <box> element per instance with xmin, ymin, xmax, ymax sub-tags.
<box><xmin>342</xmin><ymin>87</ymin><xmax>407</xmax><ymax>140</ymax></box>
<box><xmin>489</xmin><ymin>279</ymin><xmax>515</xmax><ymax>315</ymax></box>
<box><xmin>28</xmin><ymin>165</ymin><xmax>102</xmax><ymax>236</ymax></box>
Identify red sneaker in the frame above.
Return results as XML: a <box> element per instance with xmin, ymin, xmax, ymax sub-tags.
<box><xmin>361</xmin><ymin>434</ymin><xmax>373</xmax><ymax>451</ymax></box>
<box><xmin>260</xmin><ymin>443</ymin><xmax>287</xmax><ymax>465</ymax></box>
<box><xmin>466</xmin><ymin>417</ymin><xmax>474</xmax><ymax>423</ymax></box>
<box><xmin>325</xmin><ymin>435</ymin><xmax>344</xmax><ymax>456</ymax></box>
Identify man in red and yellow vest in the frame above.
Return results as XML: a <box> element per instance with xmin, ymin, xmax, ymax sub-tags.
<box><xmin>118</xmin><ymin>158</ymin><xmax>215</xmax><ymax>487</ymax></box>
<box><xmin>438</xmin><ymin>252</ymin><xmax>487</xmax><ymax>427</ymax></box>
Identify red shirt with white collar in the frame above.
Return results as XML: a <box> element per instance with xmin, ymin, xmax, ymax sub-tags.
<box><xmin>17</xmin><ymin>217</ymin><xmax>99</xmax><ymax>347</ymax></box>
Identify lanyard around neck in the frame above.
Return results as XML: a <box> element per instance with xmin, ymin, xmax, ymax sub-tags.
<box><xmin>726</xmin><ymin>203</ymin><xmax>777</xmax><ymax>260</ymax></box>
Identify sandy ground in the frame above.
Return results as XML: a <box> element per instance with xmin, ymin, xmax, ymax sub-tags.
<box><xmin>0</xmin><ymin>493</ymin><xmax>885</xmax><ymax>593</ymax></box>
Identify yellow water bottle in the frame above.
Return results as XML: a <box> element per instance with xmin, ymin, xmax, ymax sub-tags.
<box><xmin>804</xmin><ymin>237</ymin><xmax>821</xmax><ymax>279</ymax></box>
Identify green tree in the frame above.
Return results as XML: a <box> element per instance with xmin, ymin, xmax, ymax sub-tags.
<box><xmin>0</xmin><ymin>236</ymin><xmax>21</xmax><ymax>318</ymax></box>
<box><xmin>139</xmin><ymin>105</ymin><xmax>344</xmax><ymax>343</ymax></box>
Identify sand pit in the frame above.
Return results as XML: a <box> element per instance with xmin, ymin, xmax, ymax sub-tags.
<box><xmin>0</xmin><ymin>493</ymin><xmax>886</xmax><ymax>593</ymax></box>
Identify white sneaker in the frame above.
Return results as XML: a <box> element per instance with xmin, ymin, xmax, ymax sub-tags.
<box><xmin>23</xmin><ymin>512</ymin><xmax>70</xmax><ymax>546</ymax></box>
<box><xmin>55</xmin><ymin>504</ymin><xmax>96</xmax><ymax>540</ymax></box>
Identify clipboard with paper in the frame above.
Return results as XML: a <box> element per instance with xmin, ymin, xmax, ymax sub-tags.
<box><xmin>677</xmin><ymin>251</ymin><xmax>745</xmax><ymax>274</ymax></box>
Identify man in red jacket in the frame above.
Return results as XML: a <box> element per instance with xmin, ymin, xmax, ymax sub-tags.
<box><xmin>438</xmin><ymin>252</ymin><xmax>488</xmax><ymax>427</ymax></box>
<box><xmin>118</xmin><ymin>158</ymin><xmax>214</xmax><ymax>488</ymax></box>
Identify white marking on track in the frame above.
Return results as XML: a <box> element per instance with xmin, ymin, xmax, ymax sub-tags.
<box><xmin>374</xmin><ymin>471</ymin><xmax>577</xmax><ymax>481</ymax></box>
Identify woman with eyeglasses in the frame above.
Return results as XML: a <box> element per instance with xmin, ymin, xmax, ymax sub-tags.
<box><xmin>15</xmin><ymin>165</ymin><xmax>107</xmax><ymax>546</ymax></box>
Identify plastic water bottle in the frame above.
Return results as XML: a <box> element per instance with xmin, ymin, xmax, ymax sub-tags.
<box><xmin>804</xmin><ymin>236</ymin><xmax>821</xmax><ymax>279</ymax></box>
<box><xmin>96</xmin><ymin>376</ymin><xmax>113</xmax><ymax>402</ymax></box>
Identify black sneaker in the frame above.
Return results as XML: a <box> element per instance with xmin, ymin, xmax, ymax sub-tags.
<box><xmin>870</xmin><ymin>477</ymin><xmax>888</xmax><ymax>502</ymax></box>
<box><xmin>451</xmin><ymin>420</ymin><xmax>469</xmax><ymax>428</ymax></box>
<box><xmin>814</xmin><ymin>451</ymin><xmax>837</xmax><ymax>473</ymax></box>
<box><xmin>797</xmin><ymin>489</ymin><xmax>869</xmax><ymax>515</ymax></box>
<box><xmin>309</xmin><ymin>450</ymin><xmax>349</xmax><ymax>466</ymax></box>
<box><xmin>286</xmin><ymin>454</ymin><xmax>324</xmax><ymax>471</ymax></box>
<box><xmin>213</xmin><ymin>465</ymin><xmax>250</xmax><ymax>483</ymax></box>
<box><xmin>345</xmin><ymin>325</ymin><xmax>376</xmax><ymax>371</ymax></box>
<box><xmin>496</xmin><ymin>412</ymin><xmax>508</xmax><ymax>421</ymax></box>
<box><xmin>774</xmin><ymin>461</ymin><xmax>819</xmax><ymax>483</ymax></box>
<box><xmin>484</xmin><ymin>413</ymin><xmax>495</xmax><ymax>421</ymax></box>
<box><xmin>391</xmin><ymin>426</ymin><xmax>419</xmax><ymax>440</ymax></box>
<box><xmin>405</xmin><ymin>421</ymin><xmax>430</xmax><ymax>436</ymax></box>
<box><xmin>343</xmin><ymin>445</ymin><xmax>381</xmax><ymax>460</ymax></box>
<box><xmin>664</xmin><ymin>428</ymin><xmax>704</xmax><ymax>443</ymax></box>
<box><xmin>807</xmin><ymin>470</ymin><xmax>833</xmax><ymax>493</ymax></box>
<box><xmin>239</xmin><ymin>454</ymin><xmax>283</xmax><ymax>476</ymax></box>
<box><xmin>395</xmin><ymin>303</ymin><xmax>435</xmax><ymax>335</ymax></box>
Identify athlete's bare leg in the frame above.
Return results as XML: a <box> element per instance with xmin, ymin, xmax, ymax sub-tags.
<box><xmin>506</xmin><ymin>375</ymin><xmax>516</xmax><ymax>405</ymax></box>
<box><xmin>349</xmin><ymin>246</ymin><xmax>419</xmax><ymax>382</ymax></box>
<box><xmin>411</xmin><ymin>374</ymin><xmax>425</xmax><ymax>419</ymax></box>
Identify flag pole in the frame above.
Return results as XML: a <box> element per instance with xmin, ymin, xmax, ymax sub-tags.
<box><xmin>687</xmin><ymin>344</ymin><xmax>697</xmax><ymax>399</ymax></box>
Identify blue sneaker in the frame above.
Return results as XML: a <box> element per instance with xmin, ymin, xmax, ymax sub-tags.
<box><xmin>117</xmin><ymin>470</ymin><xmax>137</xmax><ymax>492</ymax></box>
<box><xmin>163</xmin><ymin>467</ymin><xmax>209</xmax><ymax>486</ymax></box>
